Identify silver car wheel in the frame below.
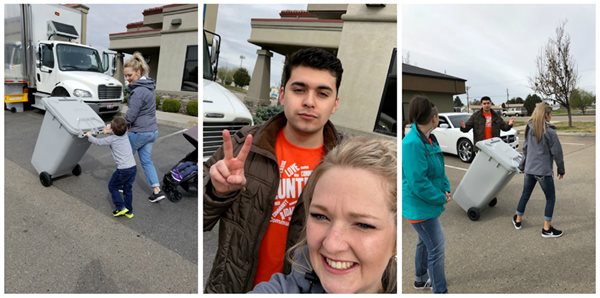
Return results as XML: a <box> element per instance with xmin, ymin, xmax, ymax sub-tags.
<box><xmin>457</xmin><ymin>139</ymin><xmax>474</xmax><ymax>163</ymax></box>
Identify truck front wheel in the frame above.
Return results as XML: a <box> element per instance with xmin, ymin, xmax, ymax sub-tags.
<box><xmin>52</xmin><ymin>88</ymin><xmax>70</xmax><ymax>97</ymax></box>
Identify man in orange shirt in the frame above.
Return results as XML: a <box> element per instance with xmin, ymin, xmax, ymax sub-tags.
<box><xmin>204</xmin><ymin>48</ymin><xmax>344</xmax><ymax>293</ymax></box>
<box><xmin>460</xmin><ymin>96</ymin><xmax>514</xmax><ymax>150</ymax></box>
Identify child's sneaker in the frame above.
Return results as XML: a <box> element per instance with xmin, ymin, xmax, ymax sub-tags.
<box><xmin>112</xmin><ymin>208</ymin><xmax>129</xmax><ymax>217</ymax></box>
<box><xmin>512</xmin><ymin>214</ymin><xmax>522</xmax><ymax>230</ymax></box>
<box><xmin>541</xmin><ymin>226</ymin><xmax>563</xmax><ymax>238</ymax></box>
<box><xmin>414</xmin><ymin>279</ymin><xmax>432</xmax><ymax>290</ymax></box>
<box><xmin>124</xmin><ymin>212</ymin><xmax>134</xmax><ymax>219</ymax></box>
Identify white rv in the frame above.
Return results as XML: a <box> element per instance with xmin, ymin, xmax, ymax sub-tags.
<box><xmin>4</xmin><ymin>4</ymin><xmax>123</xmax><ymax>115</ymax></box>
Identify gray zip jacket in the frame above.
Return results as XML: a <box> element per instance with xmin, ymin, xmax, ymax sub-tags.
<box><xmin>87</xmin><ymin>133</ymin><xmax>136</xmax><ymax>169</ymax></box>
<box><xmin>250</xmin><ymin>246</ymin><xmax>325</xmax><ymax>294</ymax></box>
<box><xmin>518</xmin><ymin>121</ymin><xmax>565</xmax><ymax>176</ymax></box>
<box><xmin>125</xmin><ymin>77</ymin><xmax>158</xmax><ymax>132</ymax></box>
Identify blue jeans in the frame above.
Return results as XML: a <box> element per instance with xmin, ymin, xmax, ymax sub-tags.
<box><xmin>128</xmin><ymin>130</ymin><xmax>159</xmax><ymax>188</ymax></box>
<box><xmin>108</xmin><ymin>166</ymin><xmax>136</xmax><ymax>212</ymax></box>
<box><xmin>411</xmin><ymin>217</ymin><xmax>448</xmax><ymax>293</ymax></box>
<box><xmin>516</xmin><ymin>174</ymin><xmax>556</xmax><ymax>221</ymax></box>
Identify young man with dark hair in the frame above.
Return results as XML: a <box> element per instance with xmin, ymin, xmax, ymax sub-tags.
<box><xmin>204</xmin><ymin>47</ymin><xmax>344</xmax><ymax>293</ymax></box>
<box><xmin>85</xmin><ymin>117</ymin><xmax>137</xmax><ymax>218</ymax></box>
<box><xmin>460</xmin><ymin>96</ymin><xmax>514</xmax><ymax>147</ymax></box>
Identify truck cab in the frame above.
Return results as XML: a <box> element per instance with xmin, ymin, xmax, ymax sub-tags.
<box><xmin>202</xmin><ymin>30</ymin><xmax>253</xmax><ymax>160</ymax></box>
<box><xmin>4</xmin><ymin>4</ymin><xmax>123</xmax><ymax>115</ymax></box>
<box><xmin>35</xmin><ymin>41</ymin><xmax>123</xmax><ymax>114</ymax></box>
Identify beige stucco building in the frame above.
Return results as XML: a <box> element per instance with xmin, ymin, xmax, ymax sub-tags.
<box><xmin>109</xmin><ymin>4</ymin><xmax>198</xmax><ymax>93</ymax></box>
<box><xmin>213</xmin><ymin>4</ymin><xmax>397</xmax><ymax>136</ymax></box>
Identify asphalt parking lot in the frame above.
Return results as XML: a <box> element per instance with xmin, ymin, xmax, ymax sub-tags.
<box><xmin>4</xmin><ymin>109</ymin><xmax>198</xmax><ymax>293</ymax></box>
<box><xmin>402</xmin><ymin>134</ymin><xmax>596</xmax><ymax>293</ymax></box>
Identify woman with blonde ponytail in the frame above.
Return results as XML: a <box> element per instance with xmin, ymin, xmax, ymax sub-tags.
<box><xmin>123</xmin><ymin>52</ymin><xmax>166</xmax><ymax>202</ymax></box>
<box><xmin>512</xmin><ymin>102</ymin><xmax>565</xmax><ymax>238</ymax></box>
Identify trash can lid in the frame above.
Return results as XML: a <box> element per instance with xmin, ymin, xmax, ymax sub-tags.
<box><xmin>476</xmin><ymin>137</ymin><xmax>522</xmax><ymax>171</ymax></box>
<box><xmin>42</xmin><ymin>97</ymin><xmax>105</xmax><ymax>136</ymax></box>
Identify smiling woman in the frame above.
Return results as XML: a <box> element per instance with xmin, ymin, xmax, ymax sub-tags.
<box><xmin>250</xmin><ymin>137</ymin><xmax>397</xmax><ymax>293</ymax></box>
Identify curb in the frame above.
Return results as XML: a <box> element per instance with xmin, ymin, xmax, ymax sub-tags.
<box><xmin>118</xmin><ymin>106</ymin><xmax>198</xmax><ymax>129</ymax></box>
<box><xmin>514</xmin><ymin>125</ymin><xmax>595</xmax><ymax>137</ymax></box>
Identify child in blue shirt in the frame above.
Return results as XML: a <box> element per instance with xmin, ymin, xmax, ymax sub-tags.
<box><xmin>86</xmin><ymin>117</ymin><xmax>137</xmax><ymax>218</ymax></box>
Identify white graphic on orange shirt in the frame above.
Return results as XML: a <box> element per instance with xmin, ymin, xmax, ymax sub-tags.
<box><xmin>271</xmin><ymin>161</ymin><xmax>312</xmax><ymax>226</ymax></box>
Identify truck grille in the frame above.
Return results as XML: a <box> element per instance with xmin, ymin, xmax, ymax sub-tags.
<box><xmin>98</xmin><ymin>85</ymin><xmax>122</xmax><ymax>99</ymax></box>
<box><xmin>203</xmin><ymin>121</ymin><xmax>252</xmax><ymax>157</ymax></box>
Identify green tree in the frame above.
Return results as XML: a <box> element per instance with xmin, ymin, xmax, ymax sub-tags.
<box><xmin>524</xmin><ymin>94</ymin><xmax>542</xmax><ymax>116</ymax></box>
<box><xmin>233</xmin><ymin>67</ymin><xmax>251</xmax><ymax>88</ymax></box>
<box><xmin>453</xmin><ymin>96</ymin><xmax>464</xmax><ymax>107</ymax></box>
<box><xmin>515</xmin><ymin>97</ymin><xmax>524</xmax><ymax>104</ymax></box>
<box><xmin>217</xmin><ymin>66</ymin><xmax>234</xmax><ymax>85</ymax></box>
<box><xmin>570</xmin><ymin>88</ymin><xmax>594</xmax><ymax>114</ymax></box>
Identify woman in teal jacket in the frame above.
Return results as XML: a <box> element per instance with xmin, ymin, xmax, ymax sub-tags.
<box><xmin>402</xmin><ymin>96</ymin><xmax>451</xmax><ymax>293</ymax></box>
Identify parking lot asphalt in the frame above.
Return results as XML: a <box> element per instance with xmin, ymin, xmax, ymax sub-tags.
<box><xmin>4</xmin><ymin>110</ymin><xmax>198</xmax><ymax>293</ymax></box>
<box><xmin>402</xmin><ymin>134</ymin><xmax>596</xmax><ymax>293</ymax></box>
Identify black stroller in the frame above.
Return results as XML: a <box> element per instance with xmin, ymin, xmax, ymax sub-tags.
<box><xmin>163</xmin><ymin>125</ymin><xmax>198</xmax><ymax>202</ymax></box>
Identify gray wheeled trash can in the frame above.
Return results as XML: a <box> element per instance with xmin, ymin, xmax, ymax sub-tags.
<box><xmin>31</xmin><ymin>97</ymin><xmax>105</xmax><ymax>187</ymax></box>
<box><xmin>453</xmin><ymin>137</ymin><xmax>522</xmax><ymax>221</ymax></box>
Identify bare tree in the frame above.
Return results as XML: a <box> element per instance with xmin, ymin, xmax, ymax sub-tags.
<box><xmin>530</xmin><ymin>21</ymin><xmax>579</xmax><ymax>127</ymax></box>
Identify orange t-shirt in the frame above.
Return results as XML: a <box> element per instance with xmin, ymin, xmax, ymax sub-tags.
<box><xmin>253</xmin><ymin>130</ymin><xmax>324</xmax><ymax>286</ymax></box>
<box><xmin>483</xmin><ymin>111</ymin><xmax>493</xmax><ymax>140</ymax></box>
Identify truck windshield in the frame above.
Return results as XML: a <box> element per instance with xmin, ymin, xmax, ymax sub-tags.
<box><xmin>56</xmin><ymin>44</ymin><xmax>103</xmax><ymax>73</ymax></box>
<box><xmin>203</xmin><ymin>32</ymin><xmax>214</xmax><ymax>80</ymax></box>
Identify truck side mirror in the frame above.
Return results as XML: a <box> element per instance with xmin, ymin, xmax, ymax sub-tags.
<box><xmin>211</xmin><ymin>37</ymin><xmax>220</xmax><ymax>65</ymax></box>
<box><xmin>101</xmin><ymin>52</ymin><xmax>109</xmax><ymax>73</ymax></box>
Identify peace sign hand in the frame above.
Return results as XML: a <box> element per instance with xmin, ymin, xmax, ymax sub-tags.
<box><xmin>209</xmin><ymin>129</ymin><xmax>253</xmax><ymax>195</ymax></box>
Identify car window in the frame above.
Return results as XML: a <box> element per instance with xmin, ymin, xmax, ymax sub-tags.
<box><xmin>447</xmin><ymin>114</ymin><xmax>471</xmax><ymax>128</ymax></box>
<box><xmin>438</xmin><ymin>116</ymin><xmax>449</xmax><ymax>127</ymax></box>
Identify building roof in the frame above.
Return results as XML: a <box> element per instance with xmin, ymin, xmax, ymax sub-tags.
<box><xmin>402</xmin><ymin>63</ymin><xmax>466</xmax><ymax>82</ymax></box>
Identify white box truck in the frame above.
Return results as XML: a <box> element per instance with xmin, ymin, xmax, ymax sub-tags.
<box><xmin>4</xmin><ymin>4</ymin><xmax>123</xmax><ymax>115</ymax></box>
<box><xmin>203</xmin><ymin>29</ymin><xmax>253</xmax><ymax>160</ymax></box>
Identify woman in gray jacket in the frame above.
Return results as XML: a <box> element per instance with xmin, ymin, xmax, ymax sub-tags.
<box><xmin>123</xmin><ymin>52</ymin><xmax>165</xmax><ymax>203</ymax></box>
<box><xmin>251</xmin><ymin>137</ymin><xmax>397</xmax><ymax>293</ymax></box>
<box><xmin>512</xmin><ymin>103</ymin><xmax>565</xmax><ymax>238</ymax></box>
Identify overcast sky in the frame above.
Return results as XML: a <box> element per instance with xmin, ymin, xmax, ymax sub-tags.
<box><xmin>213</xmin><ymin>4</ymin><xmax>305</xmax><ymax>88</ymax></box>
<box><xmin>403</xmin><ymin>4</ymin><xmax>595</xmax><ymax>104</ymax></box>
<box><xmin>85</xmin><ymin>4</ymin><xmax>161</xmax><ymax>51</ymax></box>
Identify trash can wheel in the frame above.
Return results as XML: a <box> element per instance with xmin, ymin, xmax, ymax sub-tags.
<box><xmin>40</xmin><ymin>172</ymin><xmax>53</xmax><ymax>187</ymax></box>
<box><xmin>467</xmin><ymin>207</ymin><xmax>480</xmax><ymax>221</ymax></box>
<box><xmin>72</xmin><ymin>164</ymin><xmax>82</xmax><ymax>176</ymax></box>
<box><xmin>488</xmin><ymin>197</ymin><xmax>498</xmax><ymax>207</ymax></box>
<box><xmin>169</xmin><ymin>190</ymin><xmax>183</xmax><ymax>202</ymax></box>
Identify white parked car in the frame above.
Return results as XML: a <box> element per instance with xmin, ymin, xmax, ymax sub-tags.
<box><xmin>405</xmin><ymin>112</ymin><xmax>519</xmax><ymax>163</ymax></box>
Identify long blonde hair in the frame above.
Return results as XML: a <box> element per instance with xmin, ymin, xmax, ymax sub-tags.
<box><xmin>529</xmin><ymin>102</ymin><xmax>553</xmax><ymax>143</ymax></box>
<box><xmin>124</xmin><ymin>51</ymin><xmax>150</xmax><ymax>77</ymax></box>
<box><xmin>287</xmin><ymin>136</ymin><xmax>397</xmax><ymax>293</ymax></box>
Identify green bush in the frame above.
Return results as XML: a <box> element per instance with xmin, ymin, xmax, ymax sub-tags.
<box><xmin>162</xmin><ymin>98</ymin><xmax>181</xmax><ymax>113</ymax></box>
<box><xmin>123</xmin><ymin>88</ymin><xmax>130</xmax><ymax>105</ymax></box>
<box><xmin>254</xmin><ymin>105</ymin><xmax>283</xmax><ymax>124</ymax></box>
<box><xmin>186</xmin><ymin>99</ymin><xmax>198</xmax><ymax>116</ymax></box>
<box><xmin>156</xmin><ymin>95</ymin><xmax>161</xmax><ymax>109</ymax></box>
